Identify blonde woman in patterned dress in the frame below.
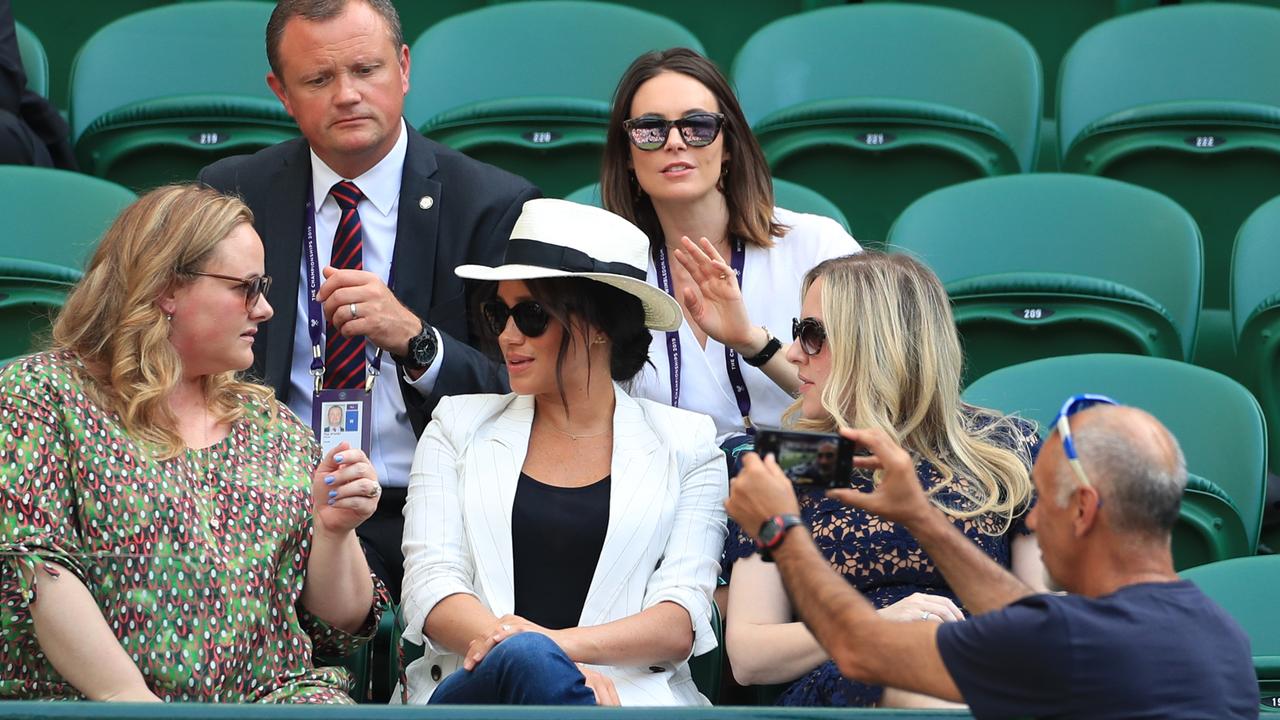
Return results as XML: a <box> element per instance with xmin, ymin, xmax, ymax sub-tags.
<box><xmin>0</xmin><ymin>185</ymin><xmax>387</xmax><ymax>702</ymax></box>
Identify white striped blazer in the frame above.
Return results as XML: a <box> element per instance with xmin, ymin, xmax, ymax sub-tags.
<box><xmin>398</xmin><ymin>384</ymin><xmax>728</xmax><ymax>706</ymax></box>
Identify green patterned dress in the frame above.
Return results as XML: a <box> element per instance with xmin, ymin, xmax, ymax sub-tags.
<box><xmin>0</xmin><ymin>351</ymin><xmax>387</xmax><ymax>702</ymax></box>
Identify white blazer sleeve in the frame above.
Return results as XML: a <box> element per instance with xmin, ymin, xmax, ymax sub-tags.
<box><xmin>641</xmin><ymin>416</ymin><xmax>728</xmax><ymax>658</ymax></box>
<box><xmin>400</xmin><ymin>397</ymin><xmax>476</xmax><ymax>653</ymax></box>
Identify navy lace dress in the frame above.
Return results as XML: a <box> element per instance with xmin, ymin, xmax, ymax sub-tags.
<box><xmin>724</xmin><ymin>416</ymin><xmax>1039</xmax><ymax>707</ymax></box>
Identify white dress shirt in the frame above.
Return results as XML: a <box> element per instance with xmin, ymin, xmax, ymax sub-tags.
<box><xmin>286</xmin><ymin>119</ymin><xmax>443</xmax><ymax>487</ymax></box>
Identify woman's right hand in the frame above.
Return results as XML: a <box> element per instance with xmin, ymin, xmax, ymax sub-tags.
<box><xmin>876</xmin><ymin>592</ymin><xmax>964</xmax><ymax>624</ymax></box>
<box><xmin>577</xmin><ymin>664</ymin><xmax>620</xmax><ymax>706</ymax></box>
<box><xmin>672</xmin><ymin>236</ymin><xmax>759</xmax><ymax>353</ymax></box>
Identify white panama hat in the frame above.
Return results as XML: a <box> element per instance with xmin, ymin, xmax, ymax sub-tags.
<box><xmin>455</xmin><ymin>198</ymin><xmax>683</xmax><ymax>332</ymax></box>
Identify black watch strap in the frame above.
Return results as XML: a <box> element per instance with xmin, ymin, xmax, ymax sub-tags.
<box><xmin>743</xmin><ymin>328</ymin><xmax>782</xmax><ymax>367</ymax></box>
<box><xmin>756</xmin><ymin>513</ymin><xmax>804</xmax><ymax>563</ymax></box>
<box><xmin>393</xmin><ymin>321</ymin><xmax>437</xmax><ymax>371</ymax></box>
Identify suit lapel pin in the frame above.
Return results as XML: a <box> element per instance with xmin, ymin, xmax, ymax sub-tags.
<box><xmin>419</xmin><ymin>195</ymin><xmax>434</xmax><ymax>210</ymax></box>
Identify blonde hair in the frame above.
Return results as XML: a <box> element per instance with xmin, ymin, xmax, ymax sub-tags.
<box><xmin>52</xmin><ymin>184</ymin><xmax>276</xmax><ymax>459</ymax></box>
<box><xmin>785</xmin><ymin>252</ymin><xmax>1034</xmax><ymax>531</ymax></box>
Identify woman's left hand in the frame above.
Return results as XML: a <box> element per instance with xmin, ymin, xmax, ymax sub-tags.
<box><xmin>672</xmin><ymin>236</ymin><xmax>758</xmax><ymax>352</ymax></box>
<box><xmin>311</xmin><ymin>442</ymin><xmax>380</xmax><ymax>536</ymax></box>
<box><xmin>462</xmin><ymin>614</ymin><xmax>566</xmax><ymax>671</ymax></box>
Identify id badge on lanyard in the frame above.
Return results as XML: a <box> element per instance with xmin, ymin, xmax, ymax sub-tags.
<box><xmin>303</xmin><ymin>196</ymin><xmax>391</xmax><ymax>455</ymax></box>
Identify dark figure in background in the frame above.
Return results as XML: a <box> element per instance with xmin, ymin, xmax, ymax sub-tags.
<box><xmin>0</xmin><ymin>0</ymin><xmax>74</xmax><ymax>169</ymax></box>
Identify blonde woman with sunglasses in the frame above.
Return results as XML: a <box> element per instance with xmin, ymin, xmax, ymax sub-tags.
<box><xmin>690</xmin><ymin>251</ymin><xmax>1046</xmax><ymax>708</ymax></box>
<box><xmin>601</xmin><ymin>48</ymin><xmax>859</xmax><ymax>439</ymax></box>
<box><xmin>0</xmin><ymin>185</ymin><xmax>386</xmax><ymax>702</ymax></box>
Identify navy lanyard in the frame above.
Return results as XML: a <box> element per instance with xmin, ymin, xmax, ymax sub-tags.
<box><xmin>653</xmin><ymin>238</ymin><xmax>754</xmax><ymax>432</ymax></box>
<box><xmin>304</xmin><ymin>197</ymin><xmax>395</xmax><ymax>393</ymax></box>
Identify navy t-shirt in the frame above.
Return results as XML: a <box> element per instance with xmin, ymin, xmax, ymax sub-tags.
<box><xmin>936</xmin><ymin>581</ymin><xmax>1257</xmax><ymax>719</ymax></box>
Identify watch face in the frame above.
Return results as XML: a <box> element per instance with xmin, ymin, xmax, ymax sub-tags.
<box><xmin>758</xmin><ymin>518</ymin><xmax>781</xmax><ymax>546</ymax></box>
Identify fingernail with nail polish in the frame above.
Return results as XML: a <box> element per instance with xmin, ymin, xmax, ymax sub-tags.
<box><xmin>328</xmin><ymin>489</ymin><xmax>337</xmax><ymax>498</ymax></box>
<box><xmin>334</xmin><ymin>454</ymin><xmax>344</xmax><ymax>463</ymax></box>
<box><xmin>324</xmin><ymin>475</ymin><xmax>335</xmax><ymax>485</ymax></box>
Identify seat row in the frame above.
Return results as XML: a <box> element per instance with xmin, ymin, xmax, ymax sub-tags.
<box><xmin>16</xmin><ymin>1</ymin><xmax>1280</xmax><ymax>329</ymax></box>
<box><xmin>6</xmin><ymin>165</ymin><xmax>1280</xmax><ymax>470</ymax></box>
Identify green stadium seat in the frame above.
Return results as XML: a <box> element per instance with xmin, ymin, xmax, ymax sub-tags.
<box><xmin>688</xmin><ymin>597</ymin><xmax>724</xmax><ymax>703</ymax></box>
<box><xmin>888</xmin><ymin>175</ymin><xmax>1201</xmax><ymax>385</ymax></box>
<box><xmin>732</xmin><ymin>4</ymin><xmax>1041</xmax><ymax>249</ymax></box>
<box><xmin>1058</xmin><ymin>3</ymin><xmax>1280</xmax><ymax>322</ymax></box>
<box><xmin>0</xmin><ymin>258</ymin><xmax>82</xmax><ymax>362</ymax></box>
<box><xmin>963</xmin><ymin>354</ymin><xmax>1268</xmax><ymax>557</ymax></box>
<box><xmin>1181</xmin><ymin>555</ymin><xmax>1280</xmax><ymax>703</ymax></box>
<box><xmin>2</xmin><ymin>166</ymin><xmax>136</xmax><ymax>269</ymax></box>
<box><xmin>14</xmin><ymin>21</ymin><xmax>47</xmax><ymax>98</ymax></box>
<box><xmin>69</xmin><ymin>1</ymin><xmax>298</xmax><ymax>191</ymax></box>
<box><xmin>1232</xmin><ymin>196</ymin><xmax>1280</xmax><ymax>475</ymax></box>
<box><xmin>564</xmin><ymin>178</ymin><xmax>851</xmax><ymax>233</ymax></box>
<box><xmin>1175</xmin><ymin>474</ymin><xmax>1252</xmax><ymax>571</ymax></box>
<box><xmin>862</xmin><ymin>1</ymin><xmax>1160</xmax><ymax>117</ymax></box>
<box><xmin>405</xmin><ymin>1</ymin><xmax>702</xmax><ymax>198</ymax></box>
<box><xmin>12</xmin><ymin>0</ymin><xmax>172</xmax><ymax>110</ymax></box>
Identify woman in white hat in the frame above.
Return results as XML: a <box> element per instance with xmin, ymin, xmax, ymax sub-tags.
<box><xmin>398</xmin><ymin>198</ymin><xmax>728</xmax><ymax>707</ymax></box>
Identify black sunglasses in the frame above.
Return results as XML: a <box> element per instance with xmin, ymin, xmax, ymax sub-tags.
<box><xmin>792</xmin><ymin>317</ymin><xmax>827</xmax><ymax>356</ymax></box>
<box><xmin>481</xmin><ymin>299</ymin><xmax>551</xmax><ymax>337</ymax></box>
<box><xmin>622</xmin><ymin>112</ymin><xmax>726</xmax><ymax>151</ymax></box>
<box><xmin>191</xmin><ymin>271</ymin><xmax>272</xmax><ymax>311</ymax></box>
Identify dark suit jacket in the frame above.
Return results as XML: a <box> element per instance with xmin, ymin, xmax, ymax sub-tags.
<box><xmin>199</xmin><ymin>127</ymin><xmax>539</xmax><ymax>435</ymax></box>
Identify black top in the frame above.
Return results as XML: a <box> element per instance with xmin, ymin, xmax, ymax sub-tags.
<box><xmin>936</xmin><ymin>581</ymin><xmax>1257</xmax><ymax>719</ymax></box>
<box><xmin>511</xmin><ymin>471</ymin><xmax>610</xmax><ymax>630</ymax></box>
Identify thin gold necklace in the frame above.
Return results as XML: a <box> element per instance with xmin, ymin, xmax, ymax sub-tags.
<box><xmin>545</xmin><ymin>420</ymin><xmax>610</xmax><ymax>441</ymax></box>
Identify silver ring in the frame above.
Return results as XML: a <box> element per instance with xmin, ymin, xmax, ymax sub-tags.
<box><xmin>368</xmin><ymin>485</ymin><xmax>380</xmax><ymax>498</ymax></box>
<box><xmin>921</xmin><ymin>611</ymin><xmax>931</xmax><ymax>621</ymax></box>
<box><xmin>349</xmin><ymin>303</ymin><xmax>359</xmax><ymax>319</ymax></box>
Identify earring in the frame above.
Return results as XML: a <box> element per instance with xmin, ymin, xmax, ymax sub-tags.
<box><xmin>630</xmin><ymin>172</ymin><xmax>645</xmax><ymax>200</ymax></box>
<box><xmin>165</xmin><ymin>313</ymin><xmax>174</xmax><ymax>322</ymax></box>
<box><xmin>592</xmin><ymin>335</ymin><xmax>606</xmax><ymax>345</ymax></box>
<box><xmin>716</xmin><ymin>163</ymin><xmax>729</xmax><ymax>193</ymax></box>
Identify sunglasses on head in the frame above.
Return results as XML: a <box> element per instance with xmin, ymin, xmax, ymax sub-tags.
<box><xmin>1051</xmin><ymin>393</ymin><xmax>1120</xmax><ymax>488</ymax></box>
<box><xmin>622</xmin><ymin>112</ymin><xmax>726</xmax><ymax>151</ymax></box>
<box><xmin>191</xmin><ymin>271</ymin><xmax>272</xmax><ymax>311</ymax></box>
<box><xmin>481</xmin><ymin>299</ymin><xmax>551</xmax><ymax>337</ymax></box>
<box><xmin>792</xmin><ymin>317</ymin><xmax>827</xmax><ymax>356</ymax></box>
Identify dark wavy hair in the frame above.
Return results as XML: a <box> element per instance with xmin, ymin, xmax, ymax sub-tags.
<box><xmin>481</xmin><ymin>278</ymin><xmax>651</xmax><ymax>409</ymax></box>
<box><xmin>601</xmin><ymin>47</ymin><xmax>785</xmax><ymax>250</ymax></box>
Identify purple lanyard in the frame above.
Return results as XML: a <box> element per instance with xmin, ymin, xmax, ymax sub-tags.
<box><xmin>653</xmin><ymin>239</ymin><xmax>754</xmax><ymax>432</ymax></box>
<box><xmin>304</xmin><ymin>197</ymin><xmax>395</xmax><ymax>393</ymax></box>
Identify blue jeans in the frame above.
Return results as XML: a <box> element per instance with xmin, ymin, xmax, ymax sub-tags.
<box><xmin>428</xmin><ymin>632</ymin><xmax>598</xmax><ymax>705</ymax></box>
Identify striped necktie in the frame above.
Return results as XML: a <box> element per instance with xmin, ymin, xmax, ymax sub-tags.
<box><xmin>324</xmin><ymin>180</ymin><xmax>366</xmax><ymax>390</ymax></box>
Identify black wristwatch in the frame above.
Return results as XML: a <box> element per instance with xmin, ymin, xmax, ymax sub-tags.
<box><xmin>743</xmin><ymin>328</ymin><xmax>782</xmax><ymax>367</ymax></box>
<box><xmin>393</xmin><ymin>321</ymin><xmax>438</xmax><ymax>372</ymax></box>
<box><xmin>756</xmin><ymin>513</ymin><xmax>804</xmax><ymax>562</ymax></box>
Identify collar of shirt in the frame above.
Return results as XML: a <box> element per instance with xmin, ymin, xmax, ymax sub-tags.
<box><xmin>308</xmin><ymin>116</ymin><xmax>409</xmax><ymax>218</ymax></box>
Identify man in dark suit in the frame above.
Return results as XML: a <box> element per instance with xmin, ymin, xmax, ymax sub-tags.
<box><xmin>200</xmin><ymin>0</ymin><xmax>538</xmax><ymax>600</ymax></box>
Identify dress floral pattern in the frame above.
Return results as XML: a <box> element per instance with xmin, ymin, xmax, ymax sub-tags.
<box><xmin>0</xmin><ymin>351</ymin><xmax>386</xmax><ymax>702</ymax></box>
<box><xmin>725</xmin><ymin>415</ymin><xmax>1039</xmax><ymax>707</ymax></box>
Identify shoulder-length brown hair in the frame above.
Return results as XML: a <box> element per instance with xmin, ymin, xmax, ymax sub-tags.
<box><xmin>601</xmin><ymin>47</ymin><xmax>784</xmax><ymax>250</ymax></box>
<box><xmin>52</xmin><ymin>184</ymin><xmax>276</xmax><ymax>459</ymax></box>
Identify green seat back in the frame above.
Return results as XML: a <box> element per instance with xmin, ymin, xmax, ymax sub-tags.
<box><xmin>0</xmin><ymin>258</ymin><xmax>82</xmax><ymax>361</ymax></box>
<box><xmin>733</xmin><ymin>4</ymin><xmax>1041</xmax><ymax>248</ymax></box>
<box><xmin>12</xmin><ymin>0</ymin><xmax>172</xmax><ymax>109</ymax></box>
<box><xmin>1182</xmin><ymin>555</ymin><xmax>1280</xmax><ymax>685</ymax></box>
<box><xmin>1231</xmin><ymin>195</ymin><xmax>1280</xmax><ymax>474</ymax></box>
<box><xmin>1</xmin><ymin>166</ymin><xmax>136</xmax><ymax>269</ymax></box>
<box><xmin>1058</xmin><ymin>3</ymin><xmax>1280</xmax><ymax>311</ymax></box>
<box><xmin>888</xmin><ymin>174</ymin><xmax>1201</xmax><ymax>383</ymax></box>
<box><xmin>688</xmin><ymin>597</ymin><xmax>724</xmax><ymax>703</ymax></box>
<box><xmin>69</xmin><ymin>1</ymin><xmax>297</xmax><ymax>191</ymax></box>
<box><xmin>863</xmin><ymin>1</ymin><xmax>1160</xmax><ymax>117</ymax></box>
<box><xmin>963</xmin><ymin>354</ymin><xmax>1267</xmax><ymax>552</ymax></box>
<box><xmin>14</xmin><ymin>21</ymin><xmax>47</xmax><ymax>98</ymax></box>
<box><xmin>1174</xmin><ymin>474</ymin><xmax>1252</xmax><ymax>570</ymax></box>
<box><xmin>564</xmin><ymin>178</ymin><xmax>850</xmax><ymax>234</ymax></box>
<box><xmin>405</xmin><ymin>1</ymin><xmax>702</xmax><ymax>198</ymax></box>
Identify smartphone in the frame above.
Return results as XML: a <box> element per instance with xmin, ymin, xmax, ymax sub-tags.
<box><xmin>754</xmin><ymin>428</ymin><xmax>856</xmax><ymax>488</ymax></box>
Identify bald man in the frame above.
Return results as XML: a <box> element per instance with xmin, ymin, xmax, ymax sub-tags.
<box><xmin>727</xmin><ymin>402</ymin><xmax>1257</xmax><ymax>719</ymax></box>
